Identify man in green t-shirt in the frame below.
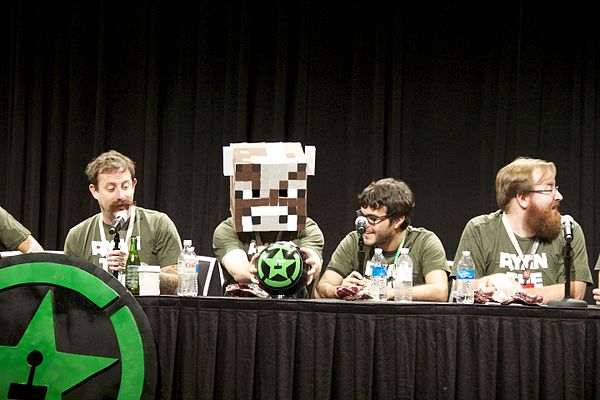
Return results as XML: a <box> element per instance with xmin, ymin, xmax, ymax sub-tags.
<box><xmin>213</xmin><ymin>216</ymin><xmax>324</xmax><ymax>296</ymax></box>
<box><xmin>452</xmin><ymin>157</ymin><xmax>592</xmax><ymax>303</ymax></box>
<box><xmin>213</xmin><ymin>142</ymin><xmax>323</xmax><ymax>298</ymax></box>
<box><xmin>0</xmin><ymin>206</ymin><xmax>43</xmax><ymax>253</ymax></box>
<box><xmin>64</xmin><ymin>150</ymin><xmax>182</xmax><ymax>275</ymax></box>
<box><xmin>317</xmin><ymin>178</ymin><xmax>450</xmax><ymax>301</ymax></box>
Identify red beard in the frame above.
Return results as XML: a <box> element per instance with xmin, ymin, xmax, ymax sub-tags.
<box><xmin>525</xmin><ymin>201</ymin><xmax>561</xmax><ymax>241</ymax></box>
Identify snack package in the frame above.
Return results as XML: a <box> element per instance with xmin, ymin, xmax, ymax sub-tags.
<box><xmin>225</xmin><ymin>283</ymin><xmax>270</xmax><ymax>298</ymax></box>
<box><xmin>474</xmin><ymin>289</ymin><xmax>542</xmax><ymax>305</ymax></box>
<box><xmin>336</xmin><ymin>286</ymin><xmax>373</xmax><ymax>301</ymax></box>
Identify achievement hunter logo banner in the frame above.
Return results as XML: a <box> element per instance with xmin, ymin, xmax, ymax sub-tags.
<box><xmin>0</xmin><ymin>253</ymin><xmax>157</xmax><ymax>399</ymax></box>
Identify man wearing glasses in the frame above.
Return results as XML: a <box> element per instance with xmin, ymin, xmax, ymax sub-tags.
<box><xmin>451</xmin><ymin>157</ymin><xmax>592</xmax><ymax>303</ymax></box>
<box><xmin>316</xmin><ymin>178</ymin><xmax>450</xmax><ymax>301</ymax></box>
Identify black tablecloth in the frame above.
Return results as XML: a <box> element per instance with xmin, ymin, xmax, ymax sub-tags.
<box><xmin>137</xmin><ymin>296</ymin><xmax>600</xmax><ymax>400</ymax></box>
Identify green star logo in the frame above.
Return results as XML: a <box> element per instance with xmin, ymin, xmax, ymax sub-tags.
<box><xmin>265</xmin><ymin>248</ymin><xmax>296</xmax><ymax>281</ymax></box>
<box><xmin>257</xmin><ymin>242</ymin><xmax>303</xmax><ymax>291</ymax></box>
<box><xmin>0</xmin><ymin>291</ymin><xmax>117</xmax><ymax>399</ymax></box>
<box><xmin>0</xmin><ymin>255</ymin><xmax>157</xmax><ymax>399</ymax></box>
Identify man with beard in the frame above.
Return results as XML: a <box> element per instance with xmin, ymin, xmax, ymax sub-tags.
<box><xmin>64</xmin><ymin>150</ymin><xmax>182</xmax><ymax>276</ymax></box>
<box><xmin>316</xmin><ymin>178</ymin><xmax>450</xmax><ymax>301</ymax></box>
<box><xmin>451</xmin><ymin>157</ymin><xmax>592</xmax><ymax>303</ymax></box>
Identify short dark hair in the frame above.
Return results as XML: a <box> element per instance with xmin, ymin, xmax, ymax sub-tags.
<box><xmin>85</xmin><ymin>150</ymin><xmax>136</xmax><ymax>186</ymax></box>
<box><xmin>357</xmin><ymin>178</ymin><xmax>415</xmax><ymax>230</ymax></box>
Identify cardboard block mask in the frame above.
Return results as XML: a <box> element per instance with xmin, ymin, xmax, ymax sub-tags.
<box><xmin>223</xmin><ymin>142</ymin><xmax>316</xmax><ymax>232</ymax></box>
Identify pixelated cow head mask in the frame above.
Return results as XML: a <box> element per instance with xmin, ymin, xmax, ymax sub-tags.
<box><xmin>223</xmin><ymin>142</ymin><xmax>316</xmax><ymax>232</ymax></box>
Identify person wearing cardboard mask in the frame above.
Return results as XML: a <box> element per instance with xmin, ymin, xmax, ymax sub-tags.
<box><xmin>213</xmin><ymin>142</ymin><xmax>324</xmax><ymax>298</ymax></box>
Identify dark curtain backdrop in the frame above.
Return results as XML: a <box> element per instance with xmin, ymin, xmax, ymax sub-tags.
<box><xmin>2</xmin><ymin>1</ymin><xmax>599</xmax><ymax>297</ymax></box>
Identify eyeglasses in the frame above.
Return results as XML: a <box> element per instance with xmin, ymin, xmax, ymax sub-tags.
<box><xmin>528</xmin><ymin>185</ymin><xmax>559</xmax><ymax>196</ymax></box>
<box><xmin>356</xmin><ymin>209</ymin><xmax>389</xmax><ymax>225</ymax></box>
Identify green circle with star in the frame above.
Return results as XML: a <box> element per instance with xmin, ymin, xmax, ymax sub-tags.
<box><xmin>256</xmin><ymin>241</ymin><xmax>306</xmax><ymax>296</ymax></box>
<box><xmin>0</xmin><ymin>253</ymin><xmax>157</xmax><ymax>399</ymax></box>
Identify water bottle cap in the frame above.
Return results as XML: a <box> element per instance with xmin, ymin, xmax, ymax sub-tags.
<box><xmin>462</xmin><ymin>250</ymin><xmax>470</xmax><ymax>256</ymax></box>
<box><xmin>374</xmin><ymin>248</ymin><xmax>383</xmax><ymax>255</ymax></box>
<box><xmin>400</xmin><ymin>248</ymin><xmax>409</xmax><ymax>255</ymax></box>
<box><xmin>183</xmin><ymin>239</ymin><xmax>192</xmax><ymax>247</ymax></box>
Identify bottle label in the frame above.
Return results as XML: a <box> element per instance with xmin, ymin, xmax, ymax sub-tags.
<box><xmin>456</xmin><ymin>269</ymin><xmax>475</xmax><ymax>280</ymax></box>
<box><xmin>125</xmin><ymin>264</ymin><xmax>139</xmax><ymax>294</ymax></box>
<box><xmin>371</xmin><ymin>265</ymin><xmax>387</xmax><ymax>277</ymax></box>
<box><xmin>185</xmin><ymin>261</ymin><xmax>197</xmax><ymax>273</ymax></box>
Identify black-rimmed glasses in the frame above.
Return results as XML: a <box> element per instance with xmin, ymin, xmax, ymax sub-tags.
<box><xmin>356</xmin><ymin>209</ymin><xmax>389</xmax><ymax>225</ymax></box>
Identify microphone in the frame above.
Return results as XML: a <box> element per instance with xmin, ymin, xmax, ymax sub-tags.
<box><xmin>108</xmin><ymin>211</ymin><xmax>128</xmax><ymax>235</ymax></box>
<box><xmin>355</xmin><ymin>216</ymin><xmax>368</xmax><ymax>235</ymax></box>
<box><xmin>561</xmin><ymin>215</ymin><xmax>574</xmax><ymax>243</ymax></box>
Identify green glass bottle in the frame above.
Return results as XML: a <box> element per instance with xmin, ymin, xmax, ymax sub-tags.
<box><xmin>125</xmin><ymin>236</ymin><xmax>140</xmax><ymax>295</ymax></box>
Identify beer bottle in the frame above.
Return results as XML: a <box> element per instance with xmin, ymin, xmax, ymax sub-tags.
<box><xmin>125</xmin><ymin>236</ymin><xmax>140</xmax><ymax>295</ymax></box>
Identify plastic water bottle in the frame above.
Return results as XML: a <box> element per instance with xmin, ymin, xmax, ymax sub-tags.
<box><xmin>455</xmin><ymin>250</ymin><xmax>475</xmax><ymax>304</ymax></box>
<box><xmin>370</xmin><ymin>248</ymin><xmax>388</xmax><ymax>301</ymax></box>
<box><xmin>394</xmin><ymin>248</ymin><xmax>413</xmax><ymax>302</ymax></box>
<box><xmin>177</xmin><ymin>240</ymin><xmax>198</xmax><ymax>296</ymax></box>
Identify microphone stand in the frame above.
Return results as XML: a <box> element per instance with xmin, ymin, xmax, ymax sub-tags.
<box><xmin>547</xmin><ymin>238</ymin><xmax>587</xmax><ymax>307</ymax></box>
<box><xmin>358</xmin><ymin>233</ymin><xmax>364</xmax><ymax>253</ymax></box>
<box><xmin>112</xmin><ymin>232</ymin><xmax>121</xmax><ymax>278</ymax></box>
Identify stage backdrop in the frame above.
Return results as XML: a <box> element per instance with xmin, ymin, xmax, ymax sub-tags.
<box><xmin>1</xmin><ymin>1</ymin><xmax>599</xmax><ymax>299</ymax></box>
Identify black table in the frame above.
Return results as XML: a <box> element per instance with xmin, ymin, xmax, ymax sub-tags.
<box><xmin>137</xmin><ymin>296</ymin><xmax>600</xmax><ymax>400</ymax></box>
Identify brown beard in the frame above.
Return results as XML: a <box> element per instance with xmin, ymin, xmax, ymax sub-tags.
<box><xmin>364</xmin><ymin>222</ymin><xmax>399</xmax><ymax>250</ymax></box>
<box><xmin>108</xmin><ymin>200</ymin><xmax>133</xmax><ymax>214</ymax></box>
<box><xmin>525</xmin><ymin>201</ymin><xmax>561</xmax><ymax>241</ymax></box>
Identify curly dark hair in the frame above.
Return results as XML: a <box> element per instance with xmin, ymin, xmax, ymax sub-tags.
<box><xmin>357</xmin><ymin>178</ymin><xmax>415</xmax><ymax>230</ymax></box>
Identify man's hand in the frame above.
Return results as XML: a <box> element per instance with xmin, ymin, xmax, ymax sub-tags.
<box><xmin>593</xmin><ymin>288</ymin><xmax>600</xmax><ymax>305</ymax></box>
<box><xmin>477</xmin><ymin>273</ymin><xmax>522</xmax><ymax>297</ymax></box>
<box><xmin>299</xmin><ymin>247</ymin><xmax>322</xmax><ymax>286</ymax></box>
<box><xmin>106</xmin><ymin>249</ymin><xmax>127</xmax><ymax>273</ymax></box>
<box><xmin>340</xmin><ymin>271</ymin><xmax>369</xmax><ymax>289</ymax></box>
<box><xmin>248</xmin><ymin>253</ymin><xmax>260</xmax><ymax>284</ymax></box>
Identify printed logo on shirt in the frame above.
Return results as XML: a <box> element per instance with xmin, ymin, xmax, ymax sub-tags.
<box><xmin>92</xmin><ymin>237</ymin><xmax>142</xmax><ymax>272</ymax></box>
<box><xmin>499</xmin><ymin>251</ymin><xmax>548</xmax><ymax>288</ymax></box>
<box><xmin>92</xmin><ymin>240</ymin><xmax>119</xmax><ymax>257</ymax></box>
<box><xmin>92</xmin><ymin>239</ymin><xmax>123</xmax><ymax>272</ymax></box>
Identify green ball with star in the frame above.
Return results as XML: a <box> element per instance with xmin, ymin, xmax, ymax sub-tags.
<box><xmin>256</xmin><ymin>241</ymin><xmax>307</xmax><ymax>297</ymax></box>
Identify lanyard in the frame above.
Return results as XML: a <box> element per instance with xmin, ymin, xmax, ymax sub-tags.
<box><xmin>248</xmin><ymin>231</ymin><xmax>284</xmax><ymax>259</ymax></box>
<box><xmin>391</xmin><ymin>232</ymin><xmax>407</xmax><ymax>265</ymax></box>
<box><xmin>501</xmin><ymin>212</ymin><xmax>540</xmax><ymax>282</ymax></box>
<box><xmin>98</xmin><ymin>206</ymin><xmax>137</xmax><ymax>253</ymax></box>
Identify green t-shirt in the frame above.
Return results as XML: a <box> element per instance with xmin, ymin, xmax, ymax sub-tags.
<box><xmin>595</xmin><ymin>255</ymin><xmax>600</xmax><ymax>271</ymax></box>
<box><xmin>0</xmin><ymin>207</ymin><xmax>30</xmax><ymax>251</ymax></box>
<box><xmin>452</xmin><ymin>210</ymin><xmax>593</xmax><ymax>286</ymax></box>
<box><xmin>212</xmin><ymin>216</ymin><xmax>324</xmax><ymax>297</ymax></box>
<box><xmin>325</xmin><ymin>226</ymin><xmax>450</xmax><ymax>285</ymax></box>
<box><xmin>64</xmin><ymin>206</ymin><xmax>182</xmax><ymax>269</ymax></box>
